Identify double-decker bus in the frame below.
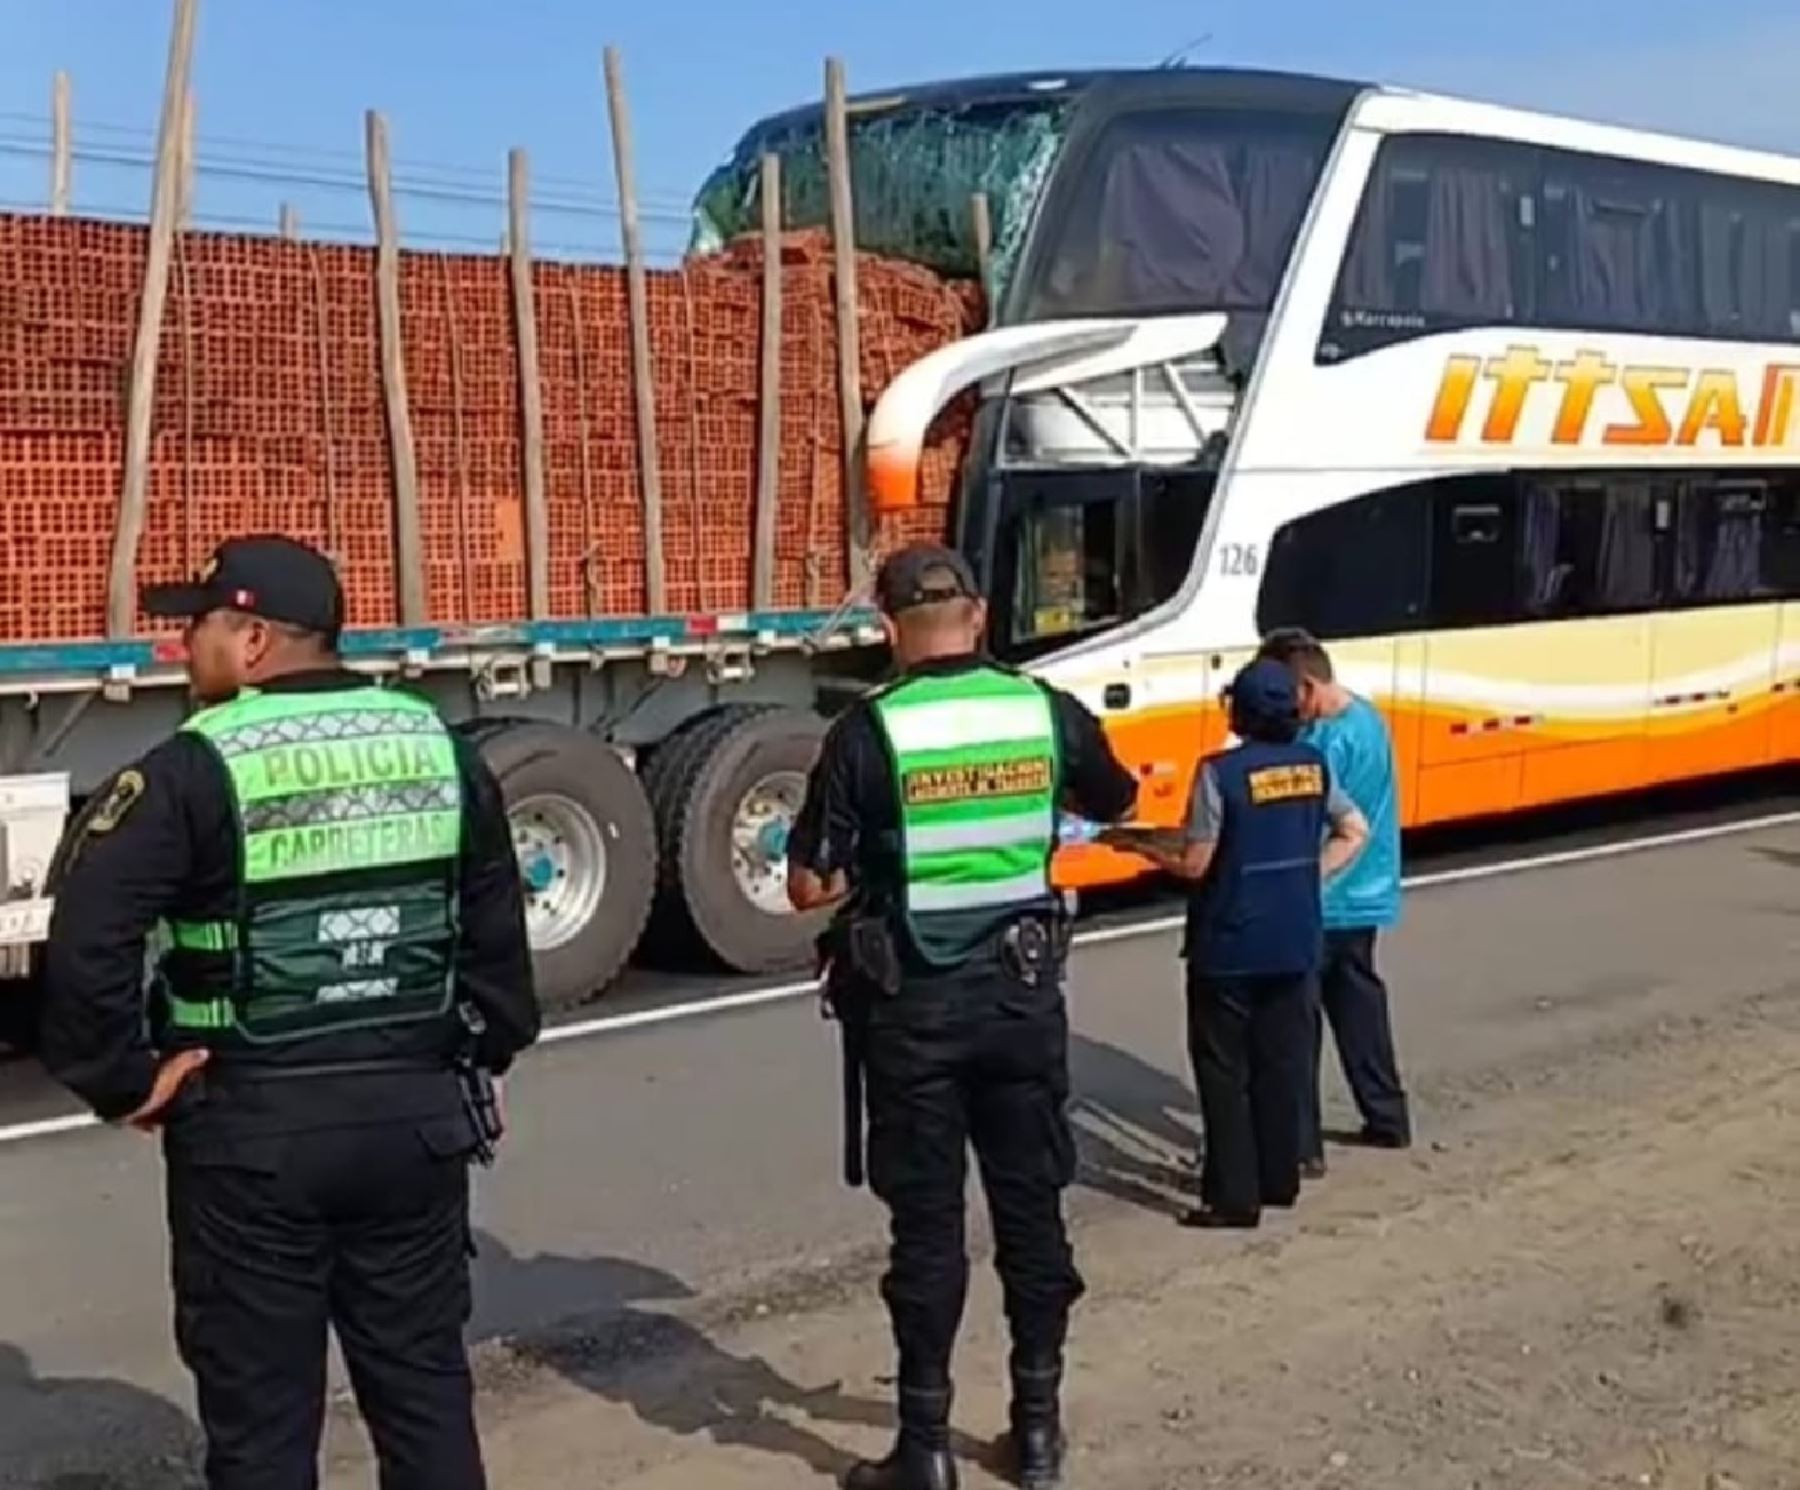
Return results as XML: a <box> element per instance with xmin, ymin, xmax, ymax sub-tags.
<box><xmin>707</xmin><ymin>66</ymin><xmax>1800</xmax><ymax>888</ymax></box>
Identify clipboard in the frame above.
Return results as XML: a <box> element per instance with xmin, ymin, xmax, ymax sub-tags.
<box><xmin>1095</xmin><ymin>822</ymin><xmax>1186</xmax><ymax>854</ymax></box>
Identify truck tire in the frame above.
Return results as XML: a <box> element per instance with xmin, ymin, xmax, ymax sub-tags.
<box><xmin>641</xmin><ymin>705</ymin><xmax>830</xmax><ymax>974</ymax></box>
<box><xmin>478</xmin><ymin>722</ymin><xmax>656</xmax><ymax>1012</ymax></box>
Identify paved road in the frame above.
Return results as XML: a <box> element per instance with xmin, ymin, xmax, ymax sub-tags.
<box><xmin>2</xmin><ymin>771</ymin><xmax>1793</xmax><ymax>1135</ymax></box>
<box><xmin>0</xmin><ymin>784</ymin><xmax>1796</xmax><ymax>1451</ymax></box>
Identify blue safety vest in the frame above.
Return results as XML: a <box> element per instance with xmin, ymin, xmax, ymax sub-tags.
<box><xmin>1185</xmin><ymin>739</ymin><xmax>1331</xmax><ymax>978</ymax></box>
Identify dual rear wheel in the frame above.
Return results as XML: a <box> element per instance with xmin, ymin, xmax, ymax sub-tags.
<box><xmin>474</xmin><ymin>707</ymin><xmax>831</xmax><ymax>1012</ymax></box>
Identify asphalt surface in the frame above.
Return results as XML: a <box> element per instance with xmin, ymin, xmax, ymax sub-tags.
<box><xmin>1</xmin><ymin>769</ymin><xmax>1793</xmax><ymax>1134</ymax></box>
<box><xmin>0</xmin><ymin>773</ymin><xmax>1795</xmax><ymax>1456</ymax></box>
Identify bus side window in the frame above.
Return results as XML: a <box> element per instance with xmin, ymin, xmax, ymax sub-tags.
<box><xmin>1001</xmin><ymin>487</ymin><xmax>1128</xmax><ymax>648</ymax></box>
<box><xmin>989</xmin><ymin>468</ymin><xmax>1217</xmax><ymax>662</ymax></box>
<box><xmin>1765</xmin><ymin>479</ymin><xmax>1800</xmax><ymax>595</ymax></box>
<box><xmin>1428</xmin><ymin>475</ymin><xmax>1521</xmax><ymax>629</ymax></box>
<box><xmin>1256</xmin><ymin>481</ymin><xmax>1429</xmax><ymax>641</ymax></box>
<box><xmin>1515</xmin><ymin>476</ymin><xmax>1665</xmax><ymax>620</ymax></box>
<box><xmin>1676</xmin><ymin>477</ymin><xmax>1787</xmax><ymax>605</ymax></box>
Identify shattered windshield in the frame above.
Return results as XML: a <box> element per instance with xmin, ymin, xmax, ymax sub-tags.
<box><xmin>692</xmin><ymin>94</ymin><xmax>1072</xmax><ymax>294</ymax></box>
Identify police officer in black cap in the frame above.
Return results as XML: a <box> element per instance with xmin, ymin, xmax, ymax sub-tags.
<box><xmin>1123</xmin><ymin>658</ymin><xmax>1367</xmax><ymax>1228</ymax></box>
<box><xmin>788</xmin><ymin>542</ymin><xmax>1136</xmax><ymax>1490</ymax></box>
<box><xmin>40</xmin><ymin>535</ymin><xmax>540</xmax><ymax>1490</ymax></box>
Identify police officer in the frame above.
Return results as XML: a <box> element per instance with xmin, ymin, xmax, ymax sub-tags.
<box><xmin>787</xmin><ymin>544</ymin><xmax>1135</xmax><ymax>1490</ymax></box>
<box><xmin>40</xmin><ymin>536</ymin><xmax>540</xmax><ymax>1490</ymax></box>
<box><xmin>1125</xmin><ymin>659</ymin><xmax>1366</xmax><ymax>1229</ymax></box>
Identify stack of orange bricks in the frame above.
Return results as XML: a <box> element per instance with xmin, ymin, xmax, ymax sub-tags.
<box><xmin>0</xmin><ymin>215</ymin><xmax>983</xmax><ymax>642</ymax></box>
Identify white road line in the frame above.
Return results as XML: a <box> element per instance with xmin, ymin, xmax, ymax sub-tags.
<box><xmin>4</xmin><ymin>806</ymin><xmax>1798</xmax><ymax>1149</ymax></box>
<box><xmin>0</xmin><ymin>1113</ymin><xmax>100</xmax><ymax>1144</ymax></box>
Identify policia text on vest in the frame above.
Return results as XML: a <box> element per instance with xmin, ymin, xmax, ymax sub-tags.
<box><xmin>230</xmin><ymin>724</ymin><xmax>461</xmax><ymax>879</ymax></box>
<box><xmin>40</xmin><ymin>535</ymin><xmax>540</xmax><ymax>1490</ymax></box>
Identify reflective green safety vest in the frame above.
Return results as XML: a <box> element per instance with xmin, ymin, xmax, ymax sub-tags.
<box><xmin>869</xmin><ymin>665</ymin><xmax>1061</xmax><ymax>968</ymax></box>
<box><xmin>157</xmin><ymin>685</ymin><xmax>465</xmax><ymax>1048</ymax></box>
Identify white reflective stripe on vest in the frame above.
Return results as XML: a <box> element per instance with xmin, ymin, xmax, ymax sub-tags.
<box><xmin>908</xmin><ymin>868</ymin><xmax>1052</xmax><ymax>913</ymax></box>
<box><xmin>905</xmin><ymin>816</ymin><xmax>1051</xmax><ymax>854</ymax></box>
<box><xmin>879</xmin><ymin>695</ymin><xmax>1055</xmax><ymax>754</ymax></box>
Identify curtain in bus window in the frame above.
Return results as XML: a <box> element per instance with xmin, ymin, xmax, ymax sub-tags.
<box><xmin>1093</xmin><ymin>142</ymin><xmax>1245</xmax><ymax>308</ymax></box>
<box><xmin>1335</xmin><ymin>146</ymin><xmax>1517</xmax><ymax>325</ymax></box>
<box><xmin>1520</xmin><ymin>485</ymin><xmax>1567</xmax><ymax>615</ymax></box>
<box><xmin>1029</xmin><ymin>112</ymin><xmax>1330</xmax><ymax>318</ymax></box>
<box><xmin>1697</xmin><ymin>197</ymin><xmax>1795</xmax><ymax>340</ymax></box>
<box><xmin>1595</xmin><ymin>481</ymin><xmax>1660</xmax><ymax>609</ymax></box>
<box><xmin>1335</xmin><ymin>170</ymin><xmax>1395</xmax><ymax>313</ymax></box>
<box><xmin>1231</xmin><ymin>146</ymin><xmax>1328</xmax><ymax>305</ymax></box>
<box><xmin>1549</xmin><ymin>162</ymin><xmax>1701</xmax><ymax>334</ymax></box>
<box><xmin>1418</xmin><ymin>167</ymin><xmax>1516</xmax><ymax>320</ymax></box>
<box><xmin>1519</xmin><ymin>479</ymin><xmax>1659</xmax><ymax>618</ymax></box>
<box><xmin>1676</xmin><ymin>486</ymin><xmax>1767</xmax><ymax>602</ymax></box>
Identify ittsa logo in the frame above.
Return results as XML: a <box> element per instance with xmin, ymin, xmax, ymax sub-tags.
<box><xmin>1423</xmin><ymin>347</ymin><xmax>1800</xmax><ymax>449</ymax></box>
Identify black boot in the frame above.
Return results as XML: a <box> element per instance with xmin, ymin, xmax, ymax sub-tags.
<box><xmin>844</xmin><ymin>1383</ymin><xmax>958</xmax><ymax>1490</ymax></box>
<box><xmin>1008</xmin><ymin>1355</ymin><xmax>1065</xmax><ymax>1490</ymax></box>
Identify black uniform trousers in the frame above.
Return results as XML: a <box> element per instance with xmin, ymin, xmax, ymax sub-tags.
<box><xmin>861</xmin><ymin>967</ymin><xmax>1084</xmax><ymax>1386</ymax></box>
<box><xmin>1185</xmin><ymin>969</ymin><xmax>1313</xmax><ymax>1221</ymax></box>
<box><xmin>163</xmin><ymin>1071</ymin><xmax>485</xmax><ymax>1490</ymax></box>
<box><xmin>1301</xmin><ymin>928</ymin><xmax>1412</xmax><ymax>1160</ymax></box>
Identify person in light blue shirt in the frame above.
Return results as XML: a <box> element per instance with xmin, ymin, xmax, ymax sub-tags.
<box><xmin>1258</xmin><ymin>630</ymin><xmax>1413</xmax><ymax>1173</ymax></box>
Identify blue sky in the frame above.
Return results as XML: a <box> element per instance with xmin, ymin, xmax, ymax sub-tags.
<box><xmin>3</xmin><ymin>0</ymin><xmax>1799</xmax><ymax>262</ymax></box>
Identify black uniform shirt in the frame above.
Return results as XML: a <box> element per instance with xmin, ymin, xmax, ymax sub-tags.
<box><xmin>40</xmin><ymin>670</ymin><xmax>541</xmax><ymax>1121</ymax></box>
<box><xmin>789</xmin><ymin>654</ymin><xmax>1138</xmax><ymax>894</ymax></box>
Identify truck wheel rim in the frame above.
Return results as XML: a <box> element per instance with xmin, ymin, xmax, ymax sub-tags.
<box><xmin>730</xmin><ymin>769</ymin><xmax>806</xmax><ymax>916</ymax></box>
<box><xmin>511</xmin><ymin>793</ymin><xmax>608</xmax><ymax>952</ymax></box>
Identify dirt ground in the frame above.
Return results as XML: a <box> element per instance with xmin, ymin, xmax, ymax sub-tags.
<box><xmin>325</xmin><ymin>980</ymin><xmax>1800</xmax><ymax>1490</ymax></box>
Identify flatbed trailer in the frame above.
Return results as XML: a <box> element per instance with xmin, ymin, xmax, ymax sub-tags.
<box><xmin>6</xmin><ymin>53</ymin><xmax>1799</xmax><ymax>1044</ymax></box>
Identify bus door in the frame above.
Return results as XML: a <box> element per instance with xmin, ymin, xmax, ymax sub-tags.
<box><xmin>1647</xmin><ymin>477</ymin><xmax>1783</xmax><ymax>782</ymax></box>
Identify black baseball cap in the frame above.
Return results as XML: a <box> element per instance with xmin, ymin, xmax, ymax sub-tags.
<box><xmin>142</xmin><ymin>535</ymin><xmax>346</xmax><ymax>634</ymax></box>
<box><xmin>874</xmin><ymin>543</ymin><xmax>980</xmax><ymax>615</ymax></box>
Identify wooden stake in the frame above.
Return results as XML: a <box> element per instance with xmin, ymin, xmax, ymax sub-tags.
<box><xmin>602</xmin><ymin>44</ymin><xmax>666</xmax><ymax>616</ymax></box>
<box><xmin>278</xmin><ymin>202</ymin><xmax>298</xmax><ymax>239</ymax></box>
<box><xmin>107</xmin><ymin>0</ymin><xmax>199</xmax><ymax>639</ymax></box>
<box><xmin>824</xmin><ymin>56</ymin><xmax>870</xmax><ymax>589</ymax></box>
<box><xmin>970</xmin><ymin>192</ymin><xmax>994</xmax><ymax>308</ymax></box>
<box><xmin>50</xmin><ymin>72</ymin><xmax>71</xmax><ymax>216</ymax></box>
<box><xmin>508</xmin><ymin>147</ymin><xmax>552</xmax><ymax>684</ymax></box>
<box><xmin>176</xmin><ymin>89</ymin><xmax>195</xmax><ymax>230</ymax></box>
<box><xmin>365</xmin><ymin>109</ymin><xmax>427</xmax><ymax>628</ymax></box>
<box><xmin>752</xmin><ymin>153</ymin><xmax>783</xmax><ymax>612</ymax></box>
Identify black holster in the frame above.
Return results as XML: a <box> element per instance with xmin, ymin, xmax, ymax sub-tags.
<box><xmin>837</xmin><ymin>1000</ymin><xmax>867</xmax><ymax>1189</ymax></box>
<box><xmin>820</xmin><ymin>910</ymin><xmax>898</xmax><ymax>1190</ymax></box>
<box><xmin>454</xmin><ymin>1004</ymin><xmax>504</xmax><ymax>1166</ymax></box>
<box><xmin>998</xmin><ymin>909</ymin><xmax>1073</xmax><ymax>990</ymax></box>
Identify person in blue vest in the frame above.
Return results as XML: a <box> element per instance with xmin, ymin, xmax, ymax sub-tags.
<box><xmin>1121</xmin><ymin>658</ymin><xmax>1367</xmax><ymax>1228</ymax></box>
<box><xmin>1257</xmin><ymin>630</ymin><xmax>1413</xmax><ymax>1169</ymax></box>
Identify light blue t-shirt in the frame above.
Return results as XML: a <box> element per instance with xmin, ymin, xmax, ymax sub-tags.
<box><xmin>1303</xmin><ymin>695</ymin><xmax>1401</xmax><ymax>930</ymax></box>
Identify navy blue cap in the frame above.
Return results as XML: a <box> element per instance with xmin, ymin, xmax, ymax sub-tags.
<box><xmin>1227</xmin><ymin>657</ymin><xmax>1301</xmax><ymax>742</ymax></box>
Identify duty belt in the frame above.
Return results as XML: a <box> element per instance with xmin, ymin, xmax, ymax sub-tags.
<box><xmin>203</xmin><ymin>1056</ymin><xmax>451</xmax><ymax>1083</ymax></box>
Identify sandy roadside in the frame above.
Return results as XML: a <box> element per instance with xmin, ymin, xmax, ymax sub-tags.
<box><xmin>325</xmin><ymin>981</ymin><xmax>1800</xmax><ymax>1490</ymax></box>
